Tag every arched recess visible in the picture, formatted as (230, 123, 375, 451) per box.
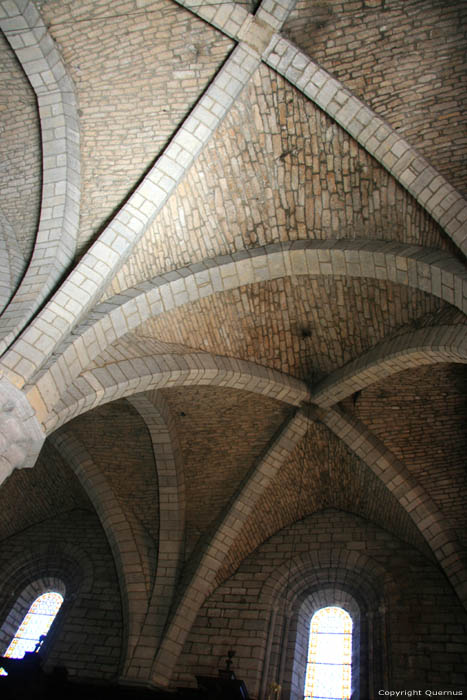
(49, 429, 153, 674)
(0, 542, 91, 666)
(258, 549, 391, 700)
(0, 0, 80, 355)
(26, 240, 467, 422)
(124, 392, 185, 682)
(0, 578, 65, 658)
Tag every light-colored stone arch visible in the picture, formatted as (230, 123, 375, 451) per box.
(257, 547, 389, 700)
(49, 429, 154, 672)
(0, 0, 80, 354)
(307, 406, 467, 611)
(259, 548, 389, 611)
(26, 240, 467, 422)
(174, 1, 467, 256)
(0, 41, 263, 390)
(124, 392, 185, 683)
(310, 324, 467, 408)
(43, 351, 309, 435)
(263, 37, 467, 256)
(150, 409, 309, 687)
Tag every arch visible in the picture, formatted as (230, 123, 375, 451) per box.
(0, 541, 94, 665)
(150, 410, 309, 688)
(258, 547, 390, 700)
(0, 0, 80, 355)
(43, 351, 309, 435)
(308, 406, 467, 610)
(0, 41, 262, 390)
(123, 393, 186, 681)
(26, 240, 467, 422)
(263, 38, 467, 257)
(174, 1, 467, 256)
(310, 325, 467, 408)
(49, 429, 153, 672)
(1, 588, 64, 661)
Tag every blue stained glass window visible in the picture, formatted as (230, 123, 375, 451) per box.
(304, 606, 352, 700)
(2, 592, 63, 662)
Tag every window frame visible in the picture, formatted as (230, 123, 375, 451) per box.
(304, 605, 353, 700)
(0, 577, 66, 662)
(285, 589, 364, 700)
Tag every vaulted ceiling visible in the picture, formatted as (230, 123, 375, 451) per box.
(0, 0, 466, 687)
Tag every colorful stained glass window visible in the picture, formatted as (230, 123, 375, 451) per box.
(3, 592, 64, 660)
(303, 606, 352, 700)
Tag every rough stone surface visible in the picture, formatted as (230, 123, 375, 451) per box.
(0, 31, 40, 261)
(283, 0, 467, 198)
(138, 276, 458, 379)
(342, 363, 467, 546)
(39, 0, 233, 254)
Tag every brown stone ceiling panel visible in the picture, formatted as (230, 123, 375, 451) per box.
(110, 63, 452, 295)
(283, 0, 467, 197)
(0, 441, 91, 543)
(159, 386, 292, 556)
(340, 363, 467, 546)
(0, 31, 40, 261)
(67, 398, 159, 540)
(137, 276, 455, 380)
(216, 420, 432, 585)
(40, 0, 233, 254)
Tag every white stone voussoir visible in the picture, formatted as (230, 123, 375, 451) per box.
(28, 240, 467, 421)
(150, 409, 309, 687)
(309, 406, 467, 611)
(44, 349, 309, 435)
(0, 42, 262, 391)
(310, 325, 467, 408)
(50, 429, 154, 669)
(263, 36, 467, 256)
(124, 393, 185, 682)
(0, 0, 80, 354)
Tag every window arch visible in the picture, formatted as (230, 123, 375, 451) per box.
(304, 606, 352, 700)
(0, 577, 66, 676)
(3, 591, 64, 660)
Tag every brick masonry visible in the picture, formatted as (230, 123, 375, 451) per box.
(0, 508, 123, 680)
(173, 511, 467, 695)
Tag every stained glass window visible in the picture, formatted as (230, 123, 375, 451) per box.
(3, 592, 64, 661)
(303, 606, 352, 700)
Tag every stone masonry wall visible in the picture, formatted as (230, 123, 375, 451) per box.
(0, 509, 123, 681)
(173, 510, 467, 696)
(283, 0, 467, 197)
